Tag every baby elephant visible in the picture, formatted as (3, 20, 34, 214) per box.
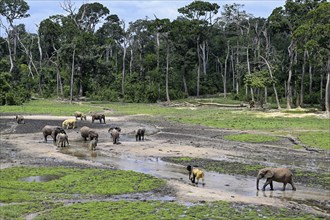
(57, 133, 69, 148)
(108, 127, 121, 144)
(15, 115, 25, 124)
(91, 113, 105, 124)
(257, 167, 296, 191)
(74, 111, 86, 120)
(135, 128, 145, 141)
(62, 118, 77, 129)
(187, 165, 205, 185)
(89, 139, 98, 151)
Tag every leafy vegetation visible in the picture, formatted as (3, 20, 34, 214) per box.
(0, 0, 329, 112)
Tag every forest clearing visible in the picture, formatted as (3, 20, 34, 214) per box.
(0, 99, 329, 219)
(1, 0, 330, 218)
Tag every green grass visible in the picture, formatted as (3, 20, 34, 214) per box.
(0, 202, 62, 220)
(33, 200, 320, 220)
(1, 99, 329, 150)
(0, 99, 104, 116)
(298, 131, 330, 150)
(0, 167, 165, 203)
(224, 133, 280, 143)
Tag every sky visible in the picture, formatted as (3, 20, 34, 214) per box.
(1, 0, 286, 34)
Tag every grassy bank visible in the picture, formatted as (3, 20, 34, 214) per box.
(0, 166, 322, 219)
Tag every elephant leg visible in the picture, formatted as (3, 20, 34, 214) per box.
(282, 183, 287, 191)
(290, 181, 296, 191)
(262, 179, 272, 191)
(270, 181, 274, 191)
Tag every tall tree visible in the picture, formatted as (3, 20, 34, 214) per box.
(0, 0, 30, 73)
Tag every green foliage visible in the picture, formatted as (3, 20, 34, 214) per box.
(244, 70, 272, 89)
(224, 133, 280, 143)
(4, 86, 30, 105)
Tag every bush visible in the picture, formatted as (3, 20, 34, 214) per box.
(4, 87, 30, 105)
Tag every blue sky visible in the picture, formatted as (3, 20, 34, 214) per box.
(4, 0, 286, 34)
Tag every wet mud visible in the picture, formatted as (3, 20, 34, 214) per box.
(0, 114, 329, 217)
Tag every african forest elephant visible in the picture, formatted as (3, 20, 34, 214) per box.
(108, 127, 121, 144)
(42, 125, 66, 143)
(80, 126, 99, 141)
(257, 167, 296, 191)
(91, 113, 105, 124)
(187, 165, 205, 185)
(89, 139, 98, 151)
(57, 133, 69, 147)
(62, 118, 77, 129)
(15, 115, 25, 124)
(74, 111, 86, 120)
(135, 128, 145, 141)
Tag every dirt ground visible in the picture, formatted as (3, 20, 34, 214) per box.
(0, 114, 329, 217)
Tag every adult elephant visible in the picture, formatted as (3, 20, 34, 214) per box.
(42, 125, 66, 143)
(80, 126, 99, 141)
(91, 113, 105, 124)
(256, 167, 296, 191)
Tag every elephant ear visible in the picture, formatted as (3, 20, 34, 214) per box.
(264, 170, 274, 179)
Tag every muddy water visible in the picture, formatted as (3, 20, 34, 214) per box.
(60, 142, 330, 210)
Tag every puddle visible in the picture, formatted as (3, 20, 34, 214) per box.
(60, 143, 330, 212)
(19, 175, 61, 182)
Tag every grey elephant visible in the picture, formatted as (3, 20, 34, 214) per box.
(135, 128, 145, 141)
(57, 133, 69, 147)
(42, 125, 66, 143)
(74, 111, 86, 120)
(257, 167, 296, 191)
(80, 126, 99, 141)
(91, 113, 105, 124)
(89, 139, 98, 151)
(15, 115, 25, 124)
(108, 127, 121, 144)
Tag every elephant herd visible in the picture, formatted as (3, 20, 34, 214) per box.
(33, 111, 145, 151)
(15, 114, 296, 191)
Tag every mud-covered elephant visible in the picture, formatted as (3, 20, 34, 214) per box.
(74, 111, 86, 120)
(187, 165, 205, 185)
(80, 126, 99, 141)
(108, 127, 121, 144)
(42, 125, 67, 143)
(57, 133, 69, 147)
(62, 118, 77, 129)
(257, 167, 296, 191)
(89, 139, 98, 151)
(15, 115, 25, 124)
(135, 128, 145, 141)
(91, 113, 105, 124)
